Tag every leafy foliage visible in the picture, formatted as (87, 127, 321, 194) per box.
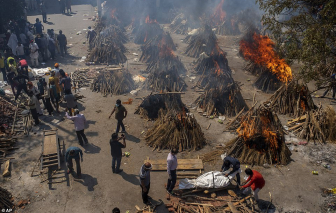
(256, 0, 336, 86)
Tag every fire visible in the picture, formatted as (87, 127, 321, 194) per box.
(240, 32, 292, 83)
(145, 15, 158, 24)
(300, 100, 306, 111)
(212, 0, 226, 25)
(158, 37, 175, 58)
(213, 60, 222, 76)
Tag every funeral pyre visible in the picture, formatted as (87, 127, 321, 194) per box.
(266, 80, 316, 117)
(226, 105, 291, 165)
(140, 31, 176, 63)
(134, 16, 163, 44)
(0, 96, 22, 135)
(169, 13, 201, 35)
(145, 110, 206, 152)
(287, 105, 336, 144)
(194, 44, 248, 117)
(90, 68, 135, 96)
(240, 30, 292, 93)
(185, 25, 217, 58)
(135, 93, 188, 120)
(87, 25, 128, 65)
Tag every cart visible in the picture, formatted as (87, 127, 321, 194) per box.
(40, 129, 65, 171)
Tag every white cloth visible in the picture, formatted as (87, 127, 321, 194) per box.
(7, 33, 18, 55)
(29, 42, 39, 58)
(179, 171, 241, 190)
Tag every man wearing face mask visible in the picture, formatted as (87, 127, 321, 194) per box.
(139, 162, 152, 205)
(109, 99, 127, 133)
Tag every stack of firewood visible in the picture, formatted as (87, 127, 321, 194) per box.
(87, 25, 128, 64)
(213, 16, 240, 36)
(0, 137, 17, 165)
(0, 96, 22, 136)
(0, 187, 15, 210)
(135, 93, 188, 120)
(90, 68, 135, 96)
(226, 105, 291, 165)
(185, 25, 218, 58)
(287, 106, 336, 144)
(134, 21, 163, 44)
(145, 110, 206, 151)
(146, 54, 186, 75)
(140, 32, 176, 63)
(169, 13, 189, 35)
(266, 81, 316, 117)
(194, 83, 248, 117)
(71, 68, 99, 90)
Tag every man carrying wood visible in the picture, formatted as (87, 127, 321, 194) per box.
(109, 99, 127, 133)
(109, 133, 126, 174)
(240, 168, 265, 202)
(221, 156, 241, 185)
(139, 162, 152, 205)
(167, 148, 178, 194)
(65, 146, 83, 178)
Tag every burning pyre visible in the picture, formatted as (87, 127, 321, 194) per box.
(170, 13, 201, 35)
(87, 25, 128, 65)
(185, 25, 217, 58)
(266, 80, 316, 117)
(226, 106, 291, 165)
(140, 31, 176, 63)
(134, 16, 163, 44)
(90, 68, 135, 96)
(135, 93, 188, 120)
(145, 110, 206, 151)
(240, 30, 293, 93)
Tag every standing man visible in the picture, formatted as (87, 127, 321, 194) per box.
(0, 53, 6, 81)
(139, 162, 152, 205)
(109, 99, 127, 133)
(48, 37, 56, 60)
(29, 39, 39, 67)
(65, 109, 88, 146)
(321, 73, 336, 99)
(18, 58, 29, 76)
(41, 1, 47, 23)
(42, 82, 54, 115)
(65, 0, 71, 14)
(34, 18, 44, 35)
(40, 34, 48, 62)
(167, 148, 178, 194)
(64, 91, 76, 115)
(59, 69, 71, 94)
(240, 169, 265, 203)
(7, 31, 18, 56)
(221, 156, 241, 186)
(109, 133, 126, 174)
(26, 91, 39, 125)
(65, 146, 83, 178)
(16, 42, 25, 59)
(14, 71, 29, 100)
(57, 30, 67, 57)
(87, 26, 96, 48)
(59, 0, 65, 14)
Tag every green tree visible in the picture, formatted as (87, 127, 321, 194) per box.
(256, 0, 336, 86)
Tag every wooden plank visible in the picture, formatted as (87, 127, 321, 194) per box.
(43, 134, 58, 155)
(144, 159, 203, 171)
(2, 160, 10, 177)
(228, 202, 239, 213)
(42, 163, 59, 168)
(287, 114, 307, 125)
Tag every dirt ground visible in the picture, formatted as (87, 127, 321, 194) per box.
(1, 2, 336, 213)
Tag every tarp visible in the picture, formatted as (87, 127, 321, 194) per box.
(179, 169, 241, 190)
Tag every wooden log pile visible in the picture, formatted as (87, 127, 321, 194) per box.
(226, 105, 291, 165)
(266, 81, 316, 117)
(94, 15, 122, 33)
(287, 106, 336, 144)
(243, 61, 267, 76)
(134, 22, 163, 45)
(71, 68, 99, 90)
(169, 13, 189, 35)
(90, 68, 136, 96)
(213, 16, 240, 36)
(196, 67, 233, 89)
(146, 53, 186, 75)
(0, 187, 15, 210)
(140, 32, 176, 63)
(0, 96, 22, 136)
(185, 25, 217, 58)
(135, 93, 188, 120)
(145, 110, 206, 151)
(254, 71, 282, 93)
(194, 83, 248, 117)
(0, 137, 17, 164)
(87, 25, 128, 65)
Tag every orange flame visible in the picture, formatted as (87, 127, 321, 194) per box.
(145, 15, 158, 24)
(300, 100, 306, 111)
(158, 37, 175, 58)
(240, 32, 292, 83)
(212, 0, 226, 25)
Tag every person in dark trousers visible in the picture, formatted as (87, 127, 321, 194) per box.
(34, 18, 44, 35)
(65, 146, 83, 178)
(57, 30, 67, 56)
(40, 34, 48, 62)
(14, 71, 29, 100)
(26, 91, 39, 125)
(37, 77, 46, 108)
(18, 58, 29, 76)
(221, 156, 241, 185)
(42, 82, 53, 115)
(167, 148, 178, 194)
(41, 1, 47, 23)
(321, 73, 336, 99)
(139, 162, 152, 205)
(87, 26, 96, 48)
(112, 208, 120, 213)
(109, 133, 126, 174)
(48, 38, 56, 60)
(65, 109, 88, 146)
(59, 0, 65, 14)
(64, 91, 76, 115)
(109, 99, 127, 133)
(240, 168, 265, 203)
(59, 69, 71, 94)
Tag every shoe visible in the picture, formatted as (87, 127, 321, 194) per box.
(116, 169, 123, 174)
(121, 130, 126, 133)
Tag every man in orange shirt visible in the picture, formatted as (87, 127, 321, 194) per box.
(240, 168, 265, 202)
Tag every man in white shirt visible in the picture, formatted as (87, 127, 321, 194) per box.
(16, 42, 25, 59)
(167, 148, 178, 194)
(65, 109, 88, 146)
(29, 40, 39, 67)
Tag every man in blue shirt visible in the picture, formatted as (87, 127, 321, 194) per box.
(221, 156, 241, 185)
(65, 146, 83, 178)
(322, 73, 336, 99)
(34, 18, 44, 35)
